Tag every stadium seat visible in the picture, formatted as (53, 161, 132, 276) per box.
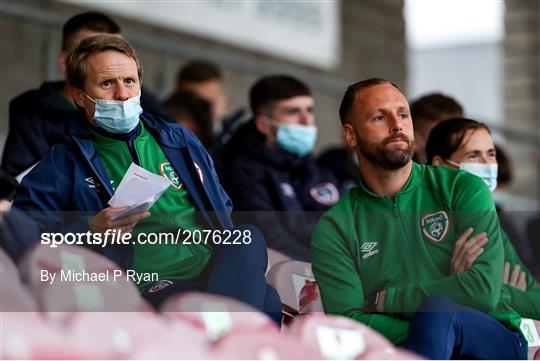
(0, 278, 38, 312)
(266, 260, 324, 320)
(66, 312, 170, 359)
(18, 244, 122, 289)
(267, 248, 292, 273)
(213, 331, 322, 359)
(0, 246, 20, 282)
(131, 319, 216, 359)
(36, 278, 149, 313)
(0, 312, 86, 359)
(534, 347, 540, 360)
(286, 313, 395, 359)
(160, 292, 279, 338)
(523, 318, 540, 360)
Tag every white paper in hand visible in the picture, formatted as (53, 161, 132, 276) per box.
(108, 163, 171, 220)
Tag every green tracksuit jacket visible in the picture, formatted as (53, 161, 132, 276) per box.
(311, 162, 523, 345)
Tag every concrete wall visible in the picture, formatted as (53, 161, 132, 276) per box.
(504, 0, 540, 204)
(0, 0, 406, 160)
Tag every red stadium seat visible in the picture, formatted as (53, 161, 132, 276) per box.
(65, 312, 169, 359)
(0, 278, 38, 312)
(131, 319, 216, 359)
(266, 248, 292, 273)
(266, 260, 324, 320)
(36, 278, 149, 313)
(18, 244, 122, 289)
(522, 318, 540, 360)
(286, 313, 395, 359)
(213, 331, 322, 359)
(534, 347, 540, 360)
(18, 244, 149, 313)
(160, 292, 279, 339)
(0, 312, 86, 359)
(0, 247, 20, 282)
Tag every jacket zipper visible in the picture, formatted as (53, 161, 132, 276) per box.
(391, 196, 420, 282)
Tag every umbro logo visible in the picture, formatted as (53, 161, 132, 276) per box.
(85, 177, 100, 189)
(361, 242, 379, 259)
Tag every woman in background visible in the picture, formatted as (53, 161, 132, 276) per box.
(426, 117, 539, 320)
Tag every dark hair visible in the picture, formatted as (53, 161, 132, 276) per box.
(249, 75, 311, 116)
(339, 78, 401, 124)
(164, 90, 213, 147)
(62, 12, 121, 52)
(177, 60, 222, 85)
(410, 93, 464, 126)
(426, 117, 491, 164)
(66, 34, 142, 90)
(495, 144, 512, 186)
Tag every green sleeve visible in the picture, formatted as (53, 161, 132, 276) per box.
(311, 213, 409, 345)
(502, 231, 540, 319)
(385, 174, 504, 315)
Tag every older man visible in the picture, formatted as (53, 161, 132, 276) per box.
(311, 78, 527, 359)
(13, 34, 279, 316)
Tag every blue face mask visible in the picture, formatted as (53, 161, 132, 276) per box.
(274, 122, 318, 157)
(447, 160, 498, 192)
(84, 92, 143, 134)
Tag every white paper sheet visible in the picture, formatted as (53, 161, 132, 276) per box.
(108, 163, 171, 220)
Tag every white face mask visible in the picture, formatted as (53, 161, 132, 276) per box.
(447, 160, 498, 192)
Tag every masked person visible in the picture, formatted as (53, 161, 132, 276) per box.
(1, 12, 169, 178)
(12, 35, 280, 318)
(426, 117, 540, 320)
(220, 75, 341, 261)
(311, 78, 527, 359)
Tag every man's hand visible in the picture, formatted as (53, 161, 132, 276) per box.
(90, 207, 150, 235)
(450, 228, 488, 274)
(503, 262, 527, 291)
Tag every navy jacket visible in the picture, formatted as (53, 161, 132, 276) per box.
(2, 81, 170, 176)
(13, 113, 233, 269)
(219, 120, 341, 261)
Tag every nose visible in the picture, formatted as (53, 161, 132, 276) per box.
(389, 113, 402, 132)
(299, 110, 314, 125)
(115, 83, 130, 101)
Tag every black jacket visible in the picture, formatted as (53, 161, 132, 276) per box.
(2, 81, 170, 176)
(219, 120, 341, 261)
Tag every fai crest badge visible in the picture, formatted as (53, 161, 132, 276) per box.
(310, 183, 339, 206)
(160, 162, 183, 190)
(421, 211, 450, 243)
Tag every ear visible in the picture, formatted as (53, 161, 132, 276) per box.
(71, 87, 87, 109)
(343, 124, 358, 148)
(431, 155, 445, 166)
(58, 51, 68, 72)
(254, 115, 271, 136)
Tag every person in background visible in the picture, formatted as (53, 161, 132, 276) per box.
(1, 11, 169, 177)
(173, 60, 247, 158)
(221, 75, 341, 261)
(164, 90, 213, 149)
(410, 93, 464, 164)
(312, 78, 527, 359)
(426, 117, 540, 319)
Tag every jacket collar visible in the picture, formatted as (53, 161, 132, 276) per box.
(355, 162, 423, 199)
